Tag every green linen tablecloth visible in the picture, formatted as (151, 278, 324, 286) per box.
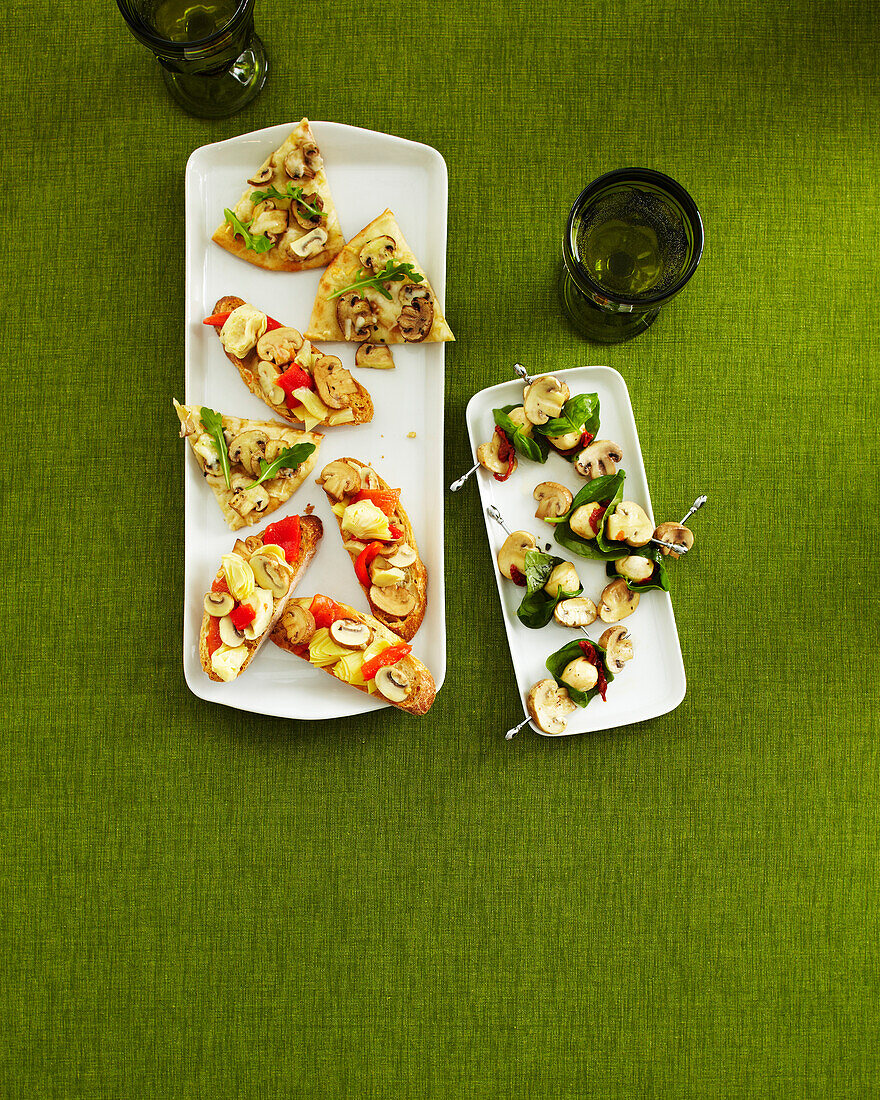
(2, 1, 878, 1096)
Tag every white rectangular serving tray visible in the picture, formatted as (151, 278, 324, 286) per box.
(465, 366, 685, 736)
(182, 122, 448, 719)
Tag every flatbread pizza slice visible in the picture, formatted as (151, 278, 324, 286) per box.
(174, 400, 322, 531)
(204, 295, 373, 432)
(212, 118, 345, 272)
(304, 209, 454, 345)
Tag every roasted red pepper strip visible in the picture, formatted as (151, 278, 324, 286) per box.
(263, 515, 301, 562)
(492, 426, 516, 482)
(590, 502, 609, 535)
(206, 617, 223, 656)
(353, 488, 401, 515)
(276, 363, 314, 395)
(309, 594, 342, 630)
(360, 643, 412, 681)
(202, 310, 284, 331)
(509, 565, 527, 587)
(355, 541, 385, 586)
(229, 603, 256, 630)
(578, 640, 609, 701)
(211, 575, 230, 594)
(387, 523, 404, 541)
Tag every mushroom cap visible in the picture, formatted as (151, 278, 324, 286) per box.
(286, 227, 328, 259)
(543, 561, 581, 599)
(497, 530, 537, 579)
(329, 618, 372, 649)
(614, 555, 655, 583)
(506, 406, 533, 437)
(256, 326, 303, 364)
(522, 375, 570, 425)
(313, 355, 357, 409)
(291, 190, 325, 230)
(533, 481, 574, 521)
(355, 343, 395, 370)
(598, 578, 640, 623)
(569, 502, 604, 539)
(599, 626, 634, 674)
(336, 292, 377, 342)
(605, 501, 654, 547)
(526, 679, 578, 735)
(279, 604, 316, 646)
(358, 235, 397, 272)
(319, 460, 361, 500)
(553, 596, 598, 628)
(560, 657, 599, 693)
(369, 584, 417, 618)
(574, 440, 624, 480)
(374, 662, 411, 703)
(477, 432, 516, 475)
(398, 294, 434, 342)
(653, 521, 695, 557)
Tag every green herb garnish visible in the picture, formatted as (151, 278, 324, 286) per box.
(545, 638, 613, 708)
(327, 260, 425, 302)
(199, 406, 232, 489)
(224, 208, 276, 254)
(517, 550, 583, 629)
(493, 405, 550, 464)
(249, 184, 325, 221)
(534, 392, 601, 442)
(246, 443, 316, 492)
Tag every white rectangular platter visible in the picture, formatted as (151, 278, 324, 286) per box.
(465, 366, 685, 736)
(183, 122, 448, 719)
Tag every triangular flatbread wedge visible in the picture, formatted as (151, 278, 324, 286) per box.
(174, 400, 322, 530)
(304, 210, 454, 345)
(212, 119, 345, 272)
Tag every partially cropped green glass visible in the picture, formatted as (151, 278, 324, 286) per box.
(560, 168, 704, 344)
(117, 0, 268, 119)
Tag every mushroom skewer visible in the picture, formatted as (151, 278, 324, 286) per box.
(649, 494, 708, 555)
(513, 362, 535, 386)
(449, 461, 480, 492)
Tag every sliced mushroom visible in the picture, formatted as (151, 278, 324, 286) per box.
(248, 204, 288, 240)
(653, 522, 695, 558)
(219, 615, 246, 648)
(250, 553, 294, 598)
(615, 555, 655, 583)
(606, 501, 654, 547)
(527, 679, 578, 735)
(560, 657, 599, 693)
(229, 476, 270, 518)
(598, 578, 640, 623)
(247, 165, 274, 186)
(497, 530, 537, 580)
(284, 226, 328, 260)
(329, 618, 372, 649)
(599, 626, 634, 674)
(279, 604, 316, 646)
(265, 437, 303, 467)
(374, 662, 411, 703)
(204, 591, 234, 617)
(385, 543, 417, 568)
(477, 432, 516, 476)
(256, 327, 303, 365)
(553, 596, 598, 628)
(533, 481, 573, 521)
(506, 406, 533, 437)
(569, 502, 605, 539)
(257, 360, 285, 404)
(574, 440, 624, 480)
(398, 294, 434, 342)
(522, 375, 570, 426)
(547, 429, 582, 451)
(283, 141, 322, 180)
(355, 343, 395, 369)
(228, 429, 269, 476)
(543, 561, 581, 598)
(336, 292, 377, 342)
(291, 190, 325, 230)
(369, 584, 417, 618)
(319, 460, 361, 500)
(313, 355, 357, 409)
(358, 235, 397, 273)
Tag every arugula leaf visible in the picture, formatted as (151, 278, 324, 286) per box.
(516, 549, 582, 629)
(545, 638, 614, 708)
(552, 472, 628, 560)
(534, 392, 601, 442)
(249, 184, 325, 220)
(493, 406, 550, 464)
(224, 208, 276, 254)
(605, 547, 670, 592)
(247, 443, 316, 492)
(199, 406, 232, 489)
(327, 260, 425, 302)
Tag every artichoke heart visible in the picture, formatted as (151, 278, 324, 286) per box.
(257, 543, 287, 563)
(219, 304, 268, 358)
(331, 652, 368, 686)
(292, 386, 333, 424)
(210, 643, 249, 682)
(341, 500, 391, 541)
(221, 553, 255, 601)
(308, 627, 356, 667)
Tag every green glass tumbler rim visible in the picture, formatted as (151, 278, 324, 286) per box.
(564, 167, 704, 309)
(116, 0, 253, 54)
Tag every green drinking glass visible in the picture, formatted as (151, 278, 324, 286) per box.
(560, 168, 704, 344)
(117, 0, 268, 119)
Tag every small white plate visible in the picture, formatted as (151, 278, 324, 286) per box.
(182, 122, 448, 718)
(465, 366, 686, 736)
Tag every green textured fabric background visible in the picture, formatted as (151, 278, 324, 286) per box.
(2, 1, 878, 1096)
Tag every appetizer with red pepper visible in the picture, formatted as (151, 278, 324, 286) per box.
(495, 530, 585, 629)
(316, 458, 427, 641)
(200, 514, 323, 683)
(271, 594, 436, 716)
(174, 400, 321, 530)
(206, 295, 373, 431)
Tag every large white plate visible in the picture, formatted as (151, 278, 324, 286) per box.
(182, 122, 448, 718)
(465, 366, 685, 736)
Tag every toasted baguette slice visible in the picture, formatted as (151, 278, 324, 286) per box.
(316, 457, 427, 641)
(211, 119, 345, 272)
(210, 295, 373, 431)
(304, 209, 454, 344)
(174, 400, 322, 531)
(200, 515, 323, 682)
(271, 595, 436, 716)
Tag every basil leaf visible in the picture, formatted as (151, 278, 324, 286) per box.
(545, 638, 614, 708)
(224, 208, 276, 254)
(250, 443, 316, 491)
(605, 547, 670, 592)
(516, 550, 582, 629)
(327, 261, 424, 301)
(493, 406, 550, 464)
(199, 406, 232, 489)
(534, 392, 601, 441)
(552, 472, 627, 560)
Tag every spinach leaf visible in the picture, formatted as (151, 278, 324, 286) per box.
(605, 547, 670, 592)
(493, 405, 550, 464)
(516, 550, 583, 629)
(552, 472, 628, 560)
(534, 392, 600, 441)
(545, 638, 614, 708)
(199, 406, 232, 489)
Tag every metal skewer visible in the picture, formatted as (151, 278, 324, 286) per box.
(449, 461, 480, 492)
(513, 362, 535, 386)
(680, 494, 708, 525)
(505, 717, 530, 740)
(486, 505, 511, 535)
